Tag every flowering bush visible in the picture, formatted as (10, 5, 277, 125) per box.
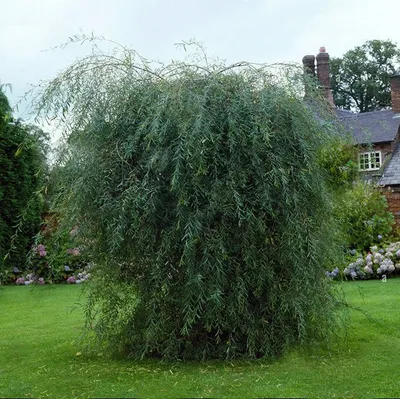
(326, 241, 400, 280)
(326, 267, 340, 279)
(13, 263, 92, 286)
(15, 277, 26, 285)
(10, 226, 93, 285)
(29, 243, 50, 278)
(14, 274, 46, 285)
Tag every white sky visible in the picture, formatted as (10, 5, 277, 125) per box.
(1, 0, 400, 128)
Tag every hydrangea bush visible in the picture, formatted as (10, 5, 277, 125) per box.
(13, 261, 92, 285)
(15, 274, 46, 285)
(9, 225, 92, 285)
(326, 241, 400, 280)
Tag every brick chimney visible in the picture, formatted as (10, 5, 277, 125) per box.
(391, 71, 400, 118)
(316, 47, 335, 106)
(302, 54, 316, 99)
(302, 54, 316, 76)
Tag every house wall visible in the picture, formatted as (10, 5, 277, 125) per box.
(358, 132, 400, 182)
(381, 186, 400, 226)
(359, 135, 400, 226)
(359, 142, 392, 161)
(358, 142, 392, 183)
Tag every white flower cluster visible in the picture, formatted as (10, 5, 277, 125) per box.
(75, 270, 91, 284)
(344, 257, 366, 279)
(344, 242, 400, 280)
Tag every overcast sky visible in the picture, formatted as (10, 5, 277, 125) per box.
(1, 0, 400, 125)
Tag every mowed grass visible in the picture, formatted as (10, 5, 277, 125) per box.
(1, 281, 400, 399)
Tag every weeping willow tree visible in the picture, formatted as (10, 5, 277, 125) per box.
(35, 38, 343, 360)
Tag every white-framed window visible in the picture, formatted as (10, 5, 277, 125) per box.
(359, 151, 382, 171)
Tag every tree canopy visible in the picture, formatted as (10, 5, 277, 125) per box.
(330, 39, 400, 113)
(0, 86, 49, 279)
(36, 39, 343, 360)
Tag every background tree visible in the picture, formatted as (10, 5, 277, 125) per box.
(0, 85, 49, 280)
(330, 40, 400, 113)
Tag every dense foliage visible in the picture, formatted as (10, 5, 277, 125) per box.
(317, 135, 394, 252)
(330, 39, 400, 112)
(36, 40, 343, 360)
(0, 87, 49, 281)
(317, 138, 359, 191)
(334, 182, 394, 251)
(14, 223, 92, 285)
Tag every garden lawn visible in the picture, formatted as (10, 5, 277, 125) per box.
(0, 281, 400, 399)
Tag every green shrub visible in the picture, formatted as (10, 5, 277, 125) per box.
(335, 182, 394, 251)
(36, 40, 342, 360)
(317, 139, 359, 191)
(31, 226, 90, 281)
(11, 222, 91, 285)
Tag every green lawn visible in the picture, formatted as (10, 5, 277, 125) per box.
(0, 281, 399, 398)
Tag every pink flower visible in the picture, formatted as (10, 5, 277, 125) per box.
(67, 248, 80, 256)
(16, 277, 25, 285)
(67, 276, 76, 284)
(72, 248, 80, 256)
(35, 244, 47, 257)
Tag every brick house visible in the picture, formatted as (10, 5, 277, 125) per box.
(302, 48, 400, 224)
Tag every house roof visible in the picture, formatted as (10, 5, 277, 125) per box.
(336, 109, 400, 145)
(379, 143, 400, 186)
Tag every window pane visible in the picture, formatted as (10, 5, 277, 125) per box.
(359, 152, 381, 171)
(375, 153, 381, 168)
(359, 153, 367, 170)
(371, 152, 377, 168)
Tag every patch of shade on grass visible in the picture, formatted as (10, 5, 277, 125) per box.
(0, 280, 399, 398)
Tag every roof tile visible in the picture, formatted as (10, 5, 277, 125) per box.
(336, 109, 400, 144)
(379, 144, 400, 185)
